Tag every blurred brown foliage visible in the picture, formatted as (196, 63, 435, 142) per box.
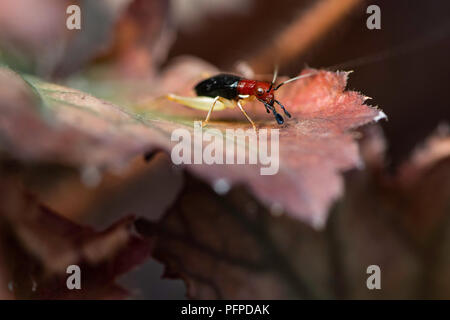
(0, 0, 449, 299)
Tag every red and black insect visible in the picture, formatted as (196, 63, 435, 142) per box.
(167, 69, 315, 130)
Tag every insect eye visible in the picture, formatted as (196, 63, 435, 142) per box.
(256, 87, 264, 95)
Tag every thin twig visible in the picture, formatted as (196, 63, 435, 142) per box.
(249, 0, 362, 73)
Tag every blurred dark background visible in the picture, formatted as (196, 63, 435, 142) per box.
(1, 0, 449, 300)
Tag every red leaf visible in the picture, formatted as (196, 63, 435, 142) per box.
(155, 61, 386, 226)
(0, 57, 385, 227)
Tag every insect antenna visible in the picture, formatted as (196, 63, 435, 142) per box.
(267, 65, 279, 92)
(274, 99, 291, 118)
(274, 72, 317, 91)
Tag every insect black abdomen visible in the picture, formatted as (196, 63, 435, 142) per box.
(194, 74, 242, 100)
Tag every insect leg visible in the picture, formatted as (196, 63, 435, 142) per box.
(274, 99, 291, 118)
(202, 96, 220, 127)
(269, 106, 284, 125)
(237, 100, 257, 131)
(259, 99, 284, 124)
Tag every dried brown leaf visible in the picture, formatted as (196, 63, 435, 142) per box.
(0, 176, 151, 299)
(0, 0, 171, 78)
(136, 127, 450, 299)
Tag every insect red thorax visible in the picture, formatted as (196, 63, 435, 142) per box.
(237, 80, 275, 105)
